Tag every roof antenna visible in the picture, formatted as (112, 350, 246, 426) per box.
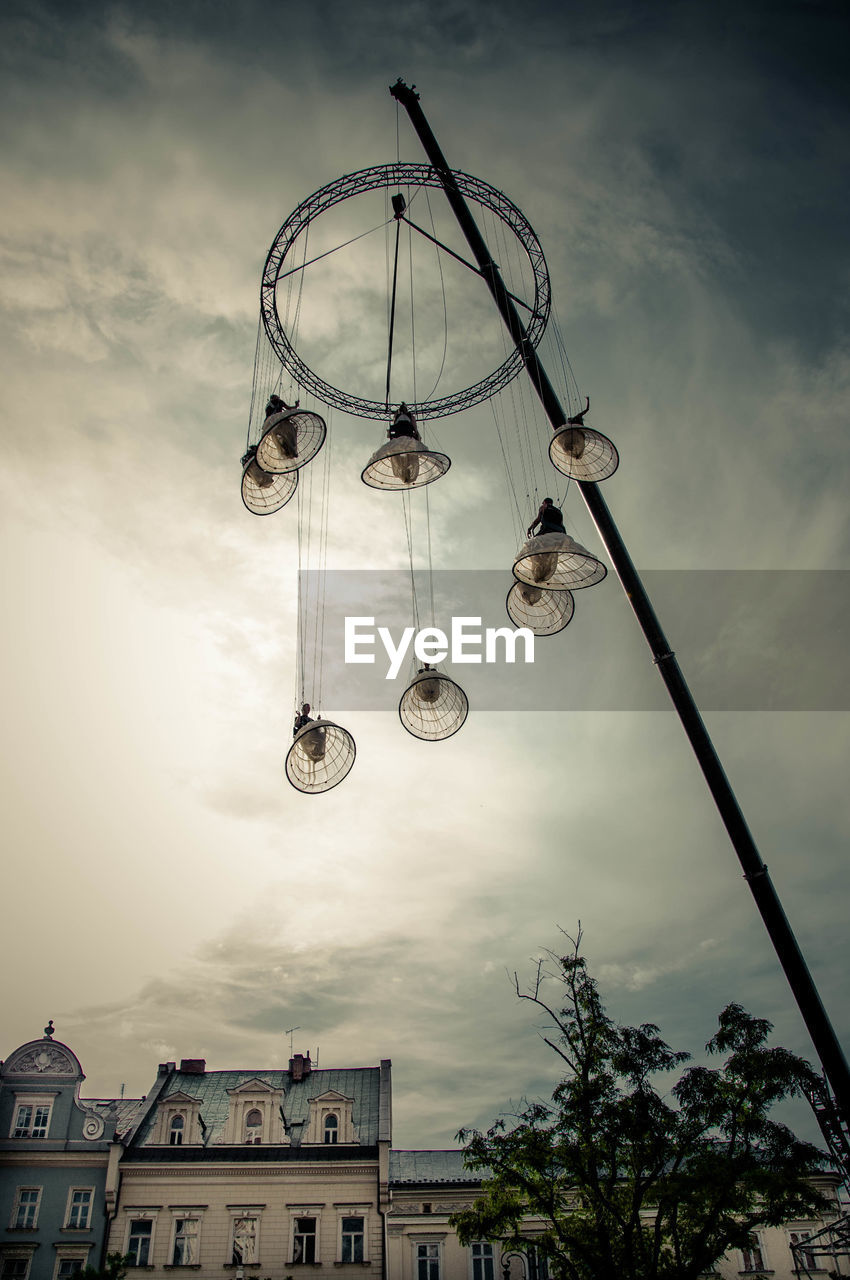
(285, 1027, 301, 1057)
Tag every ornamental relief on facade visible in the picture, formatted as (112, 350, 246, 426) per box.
(82, 1112, 106, 1140)
(388, 1199, 475, 1215)
(6, 1045, 77, 1075)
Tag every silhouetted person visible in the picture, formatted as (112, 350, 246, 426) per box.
(265, 393, 299, 420)
(566, 395, 590, 426)
(527, 497, 566, 539)
(294, 702, 314, 734)
(388, 401, 420, 440)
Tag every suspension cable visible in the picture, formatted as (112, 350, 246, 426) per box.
(276, 218, 392, 283)
(398, 213, 534, 313)
(421, 189, 449, 405)
(385, 217, 402, 408)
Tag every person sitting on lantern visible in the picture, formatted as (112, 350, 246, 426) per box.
(527, 497, 566, 538)
(567, 395, 589, 426)
(265, 392, 299, 420)
(293, 702, 314, 734)
(388, 401, 421, 441)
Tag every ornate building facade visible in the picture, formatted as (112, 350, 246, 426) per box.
(104, 1053, 392, 1279)
(0, 1029, 144, 1280)
(2, 1032, 846, 1280)
(386, 1150, 847, 1279)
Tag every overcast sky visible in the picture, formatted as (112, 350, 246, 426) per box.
(1, 0, 848, 1150)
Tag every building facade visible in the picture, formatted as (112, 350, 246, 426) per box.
(387, 1151, 848, 1280)
(0, 1029, 143, 1280)
(106, 1054, 392, 1280)
(3, 1034, 846, 1280)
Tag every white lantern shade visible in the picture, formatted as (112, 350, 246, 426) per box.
(513, 532, 606, 591)
(285, 719, 356, 793)
(399, 670, 469, 740)
(362, 438, 450, 490)
(549, 424, 619, 482)
(256, 409, 327, 475)
(241, 451, 298, 515)
(506, 581, 575, 635)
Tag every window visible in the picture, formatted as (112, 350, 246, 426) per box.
(244, 1110, 262, 1146)
(417, 1243, 441, 1280)
(526, 1248, 549, 1280)
(169, 1116, 185, 1147)
(471, 1243, 494, 1280)
(57, 1261, 83, 1280)
(66, 1191, 93, 1230)
(341, 1217, 364, 1264)
(12, 1105, 51, 1139)
(171, 1219, 199, 1266)
(2, 1260, 31, 1280)
(323, 1114, 338, 1144)
(127, 1220, 153, 1267)
(231, 1218, 258, 1266)
(790, 1231, 818, 1272)
(293, 1218, 316, 1265)
(13, 1190, 41, 1230)
(741, 1236, 766, 1273)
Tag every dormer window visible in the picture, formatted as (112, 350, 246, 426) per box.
(148, 1092, 202, 1147)
(222, 1079, 286, 1146)
(303, 1091, 356, 1145)
(244, 1109, 263, 1145)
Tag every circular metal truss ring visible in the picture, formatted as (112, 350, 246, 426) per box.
(261, 163, 551, 422)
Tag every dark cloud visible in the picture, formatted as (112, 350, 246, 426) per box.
(1, 0, 847, 1158)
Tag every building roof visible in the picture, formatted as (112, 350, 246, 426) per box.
(390, 1149, 487, 1184)
(132, 1066, 384, 1148)
(86, 1097, 148, 1138)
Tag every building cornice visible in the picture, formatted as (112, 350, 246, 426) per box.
(118, 1164, 380, 1179)
(123, 1145, 379, 1165)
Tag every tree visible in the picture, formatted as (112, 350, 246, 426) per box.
(76, 1255, 131, 1280)
(451, 932, 829, 1280)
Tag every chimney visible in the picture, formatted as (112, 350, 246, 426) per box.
(158, 1062, 176, 1076)
(179, 1058, 206, 1074)
(289, 1052, 312, 1081)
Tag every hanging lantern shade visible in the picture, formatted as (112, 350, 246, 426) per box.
(513, 532, 607, 591)
(362, 437, 451, 490)
(506, 581, 575, 635)
(549, 424, 619, 483)
(256, 408, 327, 475)
(399, 669, 469, 741)
(285, 719, 356, 794)
(240, 448, 298, 515)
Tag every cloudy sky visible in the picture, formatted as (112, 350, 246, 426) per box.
(2, 0, 848, 1149)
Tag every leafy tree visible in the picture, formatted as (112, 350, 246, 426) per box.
(452, 932, 829, 1280)
(76, 1254, 131, 1280)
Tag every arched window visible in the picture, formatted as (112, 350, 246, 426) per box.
(169, 1114, 185, 1146)
(244, 1108, 263, 1145)
(323, 1113, 338, 1144)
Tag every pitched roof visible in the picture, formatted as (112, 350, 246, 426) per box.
(132, 1066, 383, 1148)
(390, 1149, 487, 1184)
(74, 1097, 147, 1140)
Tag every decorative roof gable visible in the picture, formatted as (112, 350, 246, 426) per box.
(2, 1038, 83, 1080)
(222, 1079, 287, 1145)
(226, 1078, 280, 1096)
(146, 1091, 205, 1146)
(303, 1089, 358, 1145)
